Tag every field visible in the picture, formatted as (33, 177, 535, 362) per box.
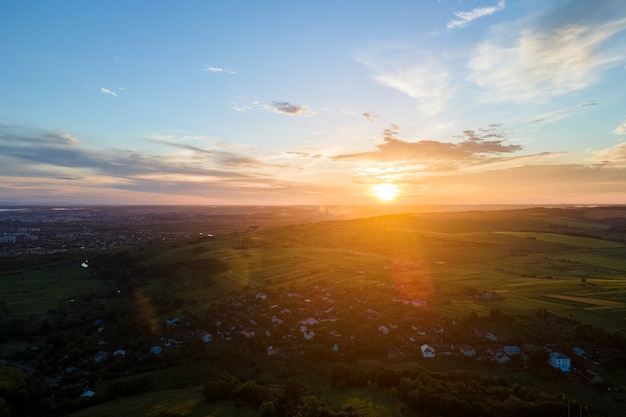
(0, 260, 102, 317)
(4, 206, 626, 416)
(4, 207, 626, 333)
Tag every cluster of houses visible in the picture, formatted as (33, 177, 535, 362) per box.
(57, 280, 606, 399)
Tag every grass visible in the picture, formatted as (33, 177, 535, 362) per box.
(0, 262, 103, 316)
(0, 366, 28, 392)
(495, 232, 624, 249)
(67, 386, 242, 417)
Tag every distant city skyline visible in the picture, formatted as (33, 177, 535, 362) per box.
(2, 1, 626, 205)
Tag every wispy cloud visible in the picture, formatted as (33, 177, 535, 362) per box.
(203, 66, 237, 74)
(100, 87, 118, 97)
(613, 122, 626, 135)
(374, 62, 453, 116)
(447, 0, 506, 30)
(146, 135, 264, 168)
(468, 13, 626, 103)
(590, 142, 626, 165)
(264, 101, 315, 116)
(362, 112, 376, 122)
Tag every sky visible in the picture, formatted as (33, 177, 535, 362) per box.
(2, 0, 626, 206)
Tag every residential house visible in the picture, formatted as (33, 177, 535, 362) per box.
(485, 332, 498, 341)
(459, 344, 476, 357)
(504, 346, 521, 356)
(421, 344, 435, 358)
(387, 346, 403, 360)
(487, 347, 509, 364)
(549, 352, 570, 372)
(166, 317, 180, 326)
(93, 351, 108, 363)
(199, 330, 212, 343)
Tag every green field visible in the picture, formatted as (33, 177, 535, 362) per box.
(4, 207, 626, 416)
(0, 261, 102, 316)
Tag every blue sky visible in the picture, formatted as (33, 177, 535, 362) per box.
(2, 0, 626, 205)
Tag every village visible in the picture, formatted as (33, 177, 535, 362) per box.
(37, 273, 617, 403)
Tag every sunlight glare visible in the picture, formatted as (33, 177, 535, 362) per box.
(371, 183, 399, 201)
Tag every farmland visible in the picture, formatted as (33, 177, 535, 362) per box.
(1, 205, 626, 416)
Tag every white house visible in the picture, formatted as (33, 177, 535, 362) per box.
(549, 352, 570, 372)
(459, 344, 476, 357)
(421, 344, 435, 358)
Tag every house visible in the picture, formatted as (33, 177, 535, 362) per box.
(199, 330, 212, 343)
(504, 346, 521, 356)
(166, 317, 180, 326)
(421, 344, 435, 358)
(584, 370, 604, 385)
(459, 344, 476, 357)
(387, 346, 403, 360)
(549, 352, 570, 372)
(487, 347, 509, 364)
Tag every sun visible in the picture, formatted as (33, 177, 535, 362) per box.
(371, 183, 399, 201)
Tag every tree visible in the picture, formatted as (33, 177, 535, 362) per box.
(259, 400, 276, 417)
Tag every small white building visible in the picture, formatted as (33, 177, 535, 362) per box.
(421, 344, 436, 358)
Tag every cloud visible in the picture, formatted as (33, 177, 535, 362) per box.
(203, 66, 237, 74)
(265, 101, 314, 116)
(146, 136, 266, 168)
(447, 0, 506, 30)
(582, 100, 598, 107)
(374, 62, 453, 116)
(468, 11, 626, 103)
(612, 122, 626, 135)
(100, 87, 118, 97)
(334, 124, 522, 166)
(0, 124, 263, 181)
(362, 112, 376, 122)
(530, 101, 601, 125)
(593, 142, 626, 164)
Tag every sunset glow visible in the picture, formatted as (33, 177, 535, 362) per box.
(1, 2, 626, 205)
(371, 183, 399, 202)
